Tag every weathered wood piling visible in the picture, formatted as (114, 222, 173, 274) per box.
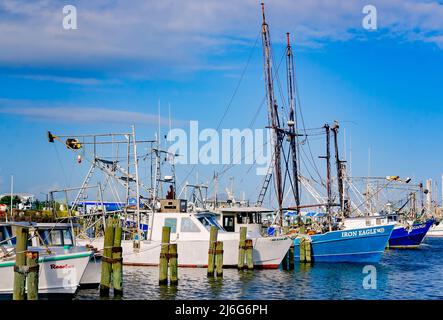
(299, 238, 312, 263)
(207, 226, 218, 277)
(288, 245, 295, 270)
(100, 218, 115, 296)
(13, 227, 28, 300)
(112, 219, 123, 296)
(169, 243, 178, 285)
(99, 217, 124, 297)
(215, 241, 224, 277)
(159, 226, 171, 285)
(282, 244, 295, 270)
(26, 251, 39, 300)
(237, 227, 247, 270)
(245, 239, 254, 270)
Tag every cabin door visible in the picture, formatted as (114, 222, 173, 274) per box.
(222, 216, 235, 232)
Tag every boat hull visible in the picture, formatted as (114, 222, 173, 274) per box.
(389, 219, 434, 248)
(427, 222, 443, 238)
(0, 251, 92, 296)
(292, 225, 394, 263)
(78, 235, 291, 269)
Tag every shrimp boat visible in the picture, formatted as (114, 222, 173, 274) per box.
(0, 222, 93, 297)
(427, 220, 443, 237)
(344, 215, 434, 248)
(0, 222, 100, 297)
(254, 3, 394, 263)
(78, 200, 291, 269)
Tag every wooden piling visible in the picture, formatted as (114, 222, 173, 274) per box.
(159, 226, 171, 285)
(215, 241, 223, 277)
(100, 218, 115, 296)
(13, 227, 28, 300)
(169, 243, 178, 285)
(288, 245, 295, 270)
(112, 219, 123, 296)
(282, 252, 288, 270)
(26, 251, 39, 300)
(207, 226, 218, 277)
(237, 227, 247, 270)
(245, 239, 254, 270)
(299, 238, 306, 262)
(305, 239, 312, 263)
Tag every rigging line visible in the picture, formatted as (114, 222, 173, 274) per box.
(292, 61, 324, 185)
(181, 32, 260, 185)
(216, 32, 260, 131)
(52, 144, 69, 190)
(349, 180, 395, 216)
(217, 40, 289, 181)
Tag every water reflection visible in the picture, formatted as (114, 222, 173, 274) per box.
(74, 238, 443, 300)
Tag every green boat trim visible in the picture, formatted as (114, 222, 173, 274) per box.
(0, 251, 92, 268)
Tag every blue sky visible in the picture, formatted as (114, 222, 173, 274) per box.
(1, 0, 443, 207)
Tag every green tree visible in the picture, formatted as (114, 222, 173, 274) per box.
(0, 196, 21, 206)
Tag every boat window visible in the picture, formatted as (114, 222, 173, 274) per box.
(223, 216, 235, 232)
(365, 219, 371, 226)
(197, 215, 224, 231)
(63, 229, 73, 245)
(165, 218, 177, 233)
(41, 230, 64, 246)
(180, 217, 200, 233)
(237, 213, 253, 224)
(376, 218, 381, 225)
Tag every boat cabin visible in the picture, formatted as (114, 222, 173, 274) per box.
(148, 211, 225, 241)
(215, 206, 273, 234)
(344, 214, 398, 229)
(0, 222, 76, 247)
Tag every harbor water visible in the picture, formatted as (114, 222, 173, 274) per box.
(74, 237, 443, 300)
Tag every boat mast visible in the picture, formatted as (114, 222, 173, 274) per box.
(132, 125, 142, 246)
(320, 124, 332, 230)
(260, 2, 284, 227)
(285, 32, 301, 214)
(331, 122, 345, 215)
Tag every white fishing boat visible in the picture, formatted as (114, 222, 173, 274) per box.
(0, 222, 92, 298)
(427, 221, 443, 237)
(28, 223, 101, 287)
(0, 222, 100, 295)
(78, 202, 291, 269)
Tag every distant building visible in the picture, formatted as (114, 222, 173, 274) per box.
(0, 193, 35, 210)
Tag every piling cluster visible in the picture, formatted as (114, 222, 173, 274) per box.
(238, 227, 253, 270)
(13, 226, 39, 300)
(100, 217, 123, 297)
(159, 226, 178, 285)
(299, 238, 312, 263)
(207, 226, 223, 277)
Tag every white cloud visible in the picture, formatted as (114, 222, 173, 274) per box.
(0, 99, 183, 125)
(14, 74, 121, 85)
(0, 0, 442, 74)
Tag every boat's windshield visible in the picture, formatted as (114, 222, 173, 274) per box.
(197, 215, 225, 231)
(0, 225, 15, 245)
(40, 228, 74, 246)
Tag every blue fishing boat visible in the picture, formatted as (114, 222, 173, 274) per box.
(389, 219, 434, 248)
(293, 225, 395, 263)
